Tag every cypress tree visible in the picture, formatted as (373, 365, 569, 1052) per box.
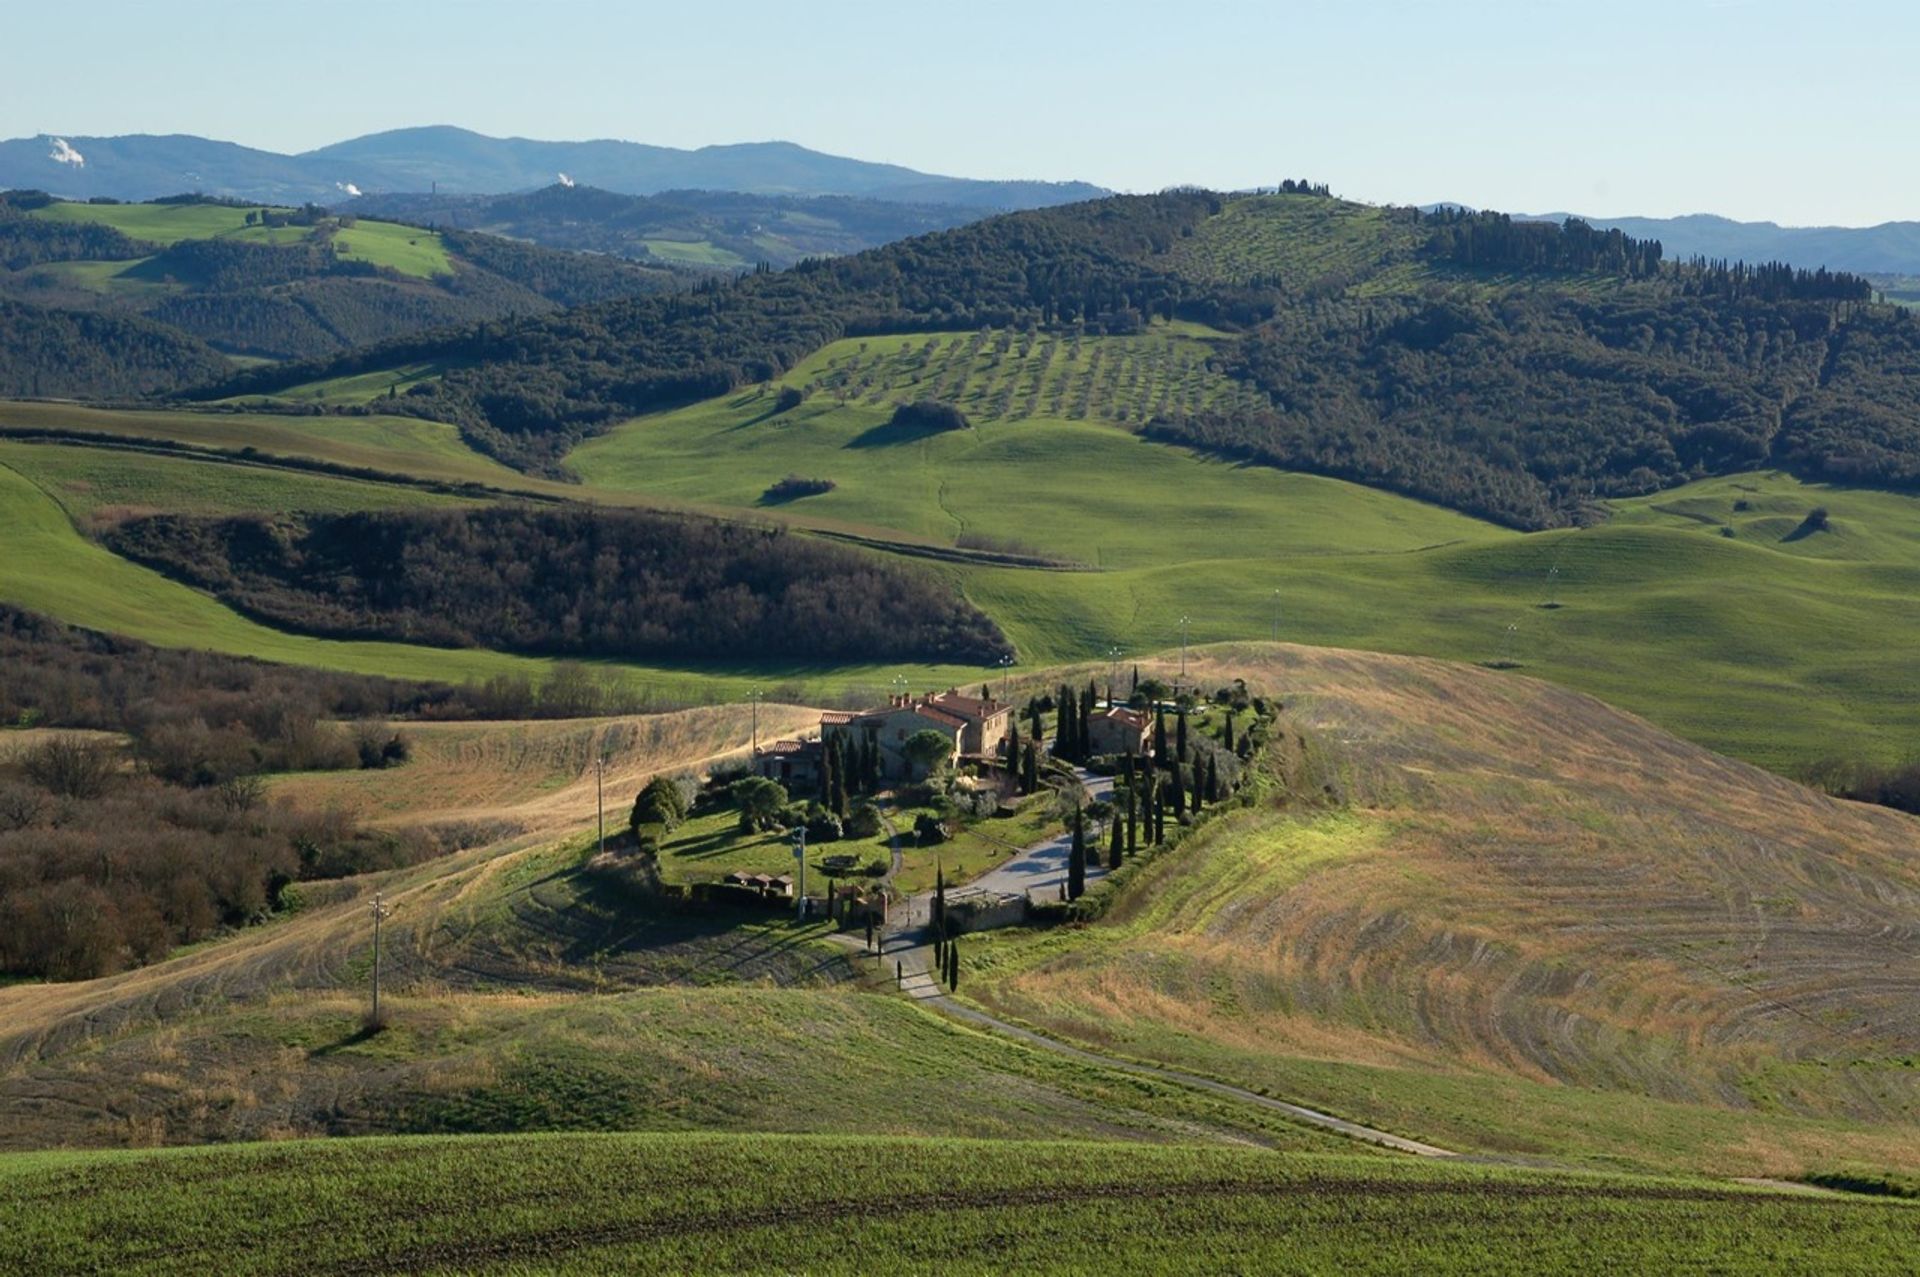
(1083, 678, 1097, 747)
(1131, 664, 1139, 694)
(1224, 710, 1236, 752)
(1108, 808, 1123, 869)
(1023, 741, 1039, 793)
(947, 939, 959, 991)
(1170, 762, 1187, 819)
(1054, 684, 1072, 759)
(1124, 755, 1138, 853)
(1067, 808, 1086, 899)
(1005, 716, 1021, 782)
(1153, 707, 1169, 762)
(820, 735, 836, 805)
(1206, 754, 1221, 803)
(1176, 708, 1189, 764)
(1152, 785, 1165, 844)
(933, 862, 946, 941)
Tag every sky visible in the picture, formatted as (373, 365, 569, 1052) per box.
(4, 0, 1917, 226)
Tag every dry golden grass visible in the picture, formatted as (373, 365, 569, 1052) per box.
(271, 703, 818, 839)
(971, 642, 1920, 1175)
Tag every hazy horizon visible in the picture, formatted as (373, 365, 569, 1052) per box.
(4, 0, 1917, 228)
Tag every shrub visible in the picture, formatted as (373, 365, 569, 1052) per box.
(20, 737, 116, 799)
(631, 774, 688, 833)
(889, 399, 970, 433)
(845, 800, 883, 839)
(761, 474, 835, 503)
(913, 812, 949, 845)
(773, 385, 805, 413)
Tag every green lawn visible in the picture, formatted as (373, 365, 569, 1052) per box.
(3, 1132, 1911, 1276)
(330, 220, 452, 277)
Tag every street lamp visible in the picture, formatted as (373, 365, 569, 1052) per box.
(997, 653, 1014, 699)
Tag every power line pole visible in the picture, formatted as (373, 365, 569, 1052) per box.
(793, 826, 807, 922)
(368, 892, 391, 1027)
(595, 749, 607, 857)
(998, 654, 1013, 699)
(1179, 615, 1190, 682)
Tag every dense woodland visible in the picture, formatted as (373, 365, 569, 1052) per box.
(0, 296, 229, 397)
(104, 507, 1012, 664)
(0, 606, 476, 979)
(183, 193, 1920, 518)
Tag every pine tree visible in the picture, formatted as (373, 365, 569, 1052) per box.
(1108, 808, 1123, 869)
(1067, 808, 1087, 900)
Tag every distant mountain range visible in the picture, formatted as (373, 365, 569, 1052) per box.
(1519, 211, 1920, 278)
(0, 126, 1109, 210)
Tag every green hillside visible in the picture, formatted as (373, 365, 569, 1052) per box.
(6, 1133, 1911, 1276)
(0, 192, 678, 367)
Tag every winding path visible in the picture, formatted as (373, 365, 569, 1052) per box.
(845, 767, 1455, 1159)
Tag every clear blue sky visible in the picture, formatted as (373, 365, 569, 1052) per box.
(4, 0, 1915, 226)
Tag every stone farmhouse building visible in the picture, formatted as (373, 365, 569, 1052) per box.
(755, 689, 1015, 785)
(1087, 705, 1152, 757)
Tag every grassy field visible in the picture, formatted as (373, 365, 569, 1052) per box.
(0, 440, 464, 523)
(963, 646, 1920, 1179)
(27, 200, 452, 278)
(4, 1132, 1913, 1276)
(574, 361, 1920, 771)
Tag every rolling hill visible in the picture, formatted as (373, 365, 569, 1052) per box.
(967, 646, 1920, 1178)
(0, 191, 678, 369)
(195, 190, 1920, 523)
(344, 183, 992, 270)
(0, 126, 1109, 208)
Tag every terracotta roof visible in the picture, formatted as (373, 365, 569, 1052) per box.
(913, 705, 969, 730)
(925, 691, 1005, 723)
(1094, 707, 1149, 728)
(819, 711, 857, 725)
(757, 738, 817, 755)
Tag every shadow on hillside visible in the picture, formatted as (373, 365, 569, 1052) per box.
(845, 418, 959, 449)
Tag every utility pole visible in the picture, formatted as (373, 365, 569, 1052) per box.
(595, 749, 607, 857)
(793, 826, 807, 922)
(367, 892, 391, 1027)
(1179, 615, 1190, 683)
(998, 654, 1014, 699)
(1106, 646, 1123, 703)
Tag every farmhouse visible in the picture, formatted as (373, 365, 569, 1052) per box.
(751, 737, 821, 789)
(1088, 705, 1152, 757)
(816, 689, 1015, 780)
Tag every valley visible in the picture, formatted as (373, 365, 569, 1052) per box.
(4, 113, 1920, 1272)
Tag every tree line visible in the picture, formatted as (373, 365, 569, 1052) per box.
(103, 506, 1014, 665)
